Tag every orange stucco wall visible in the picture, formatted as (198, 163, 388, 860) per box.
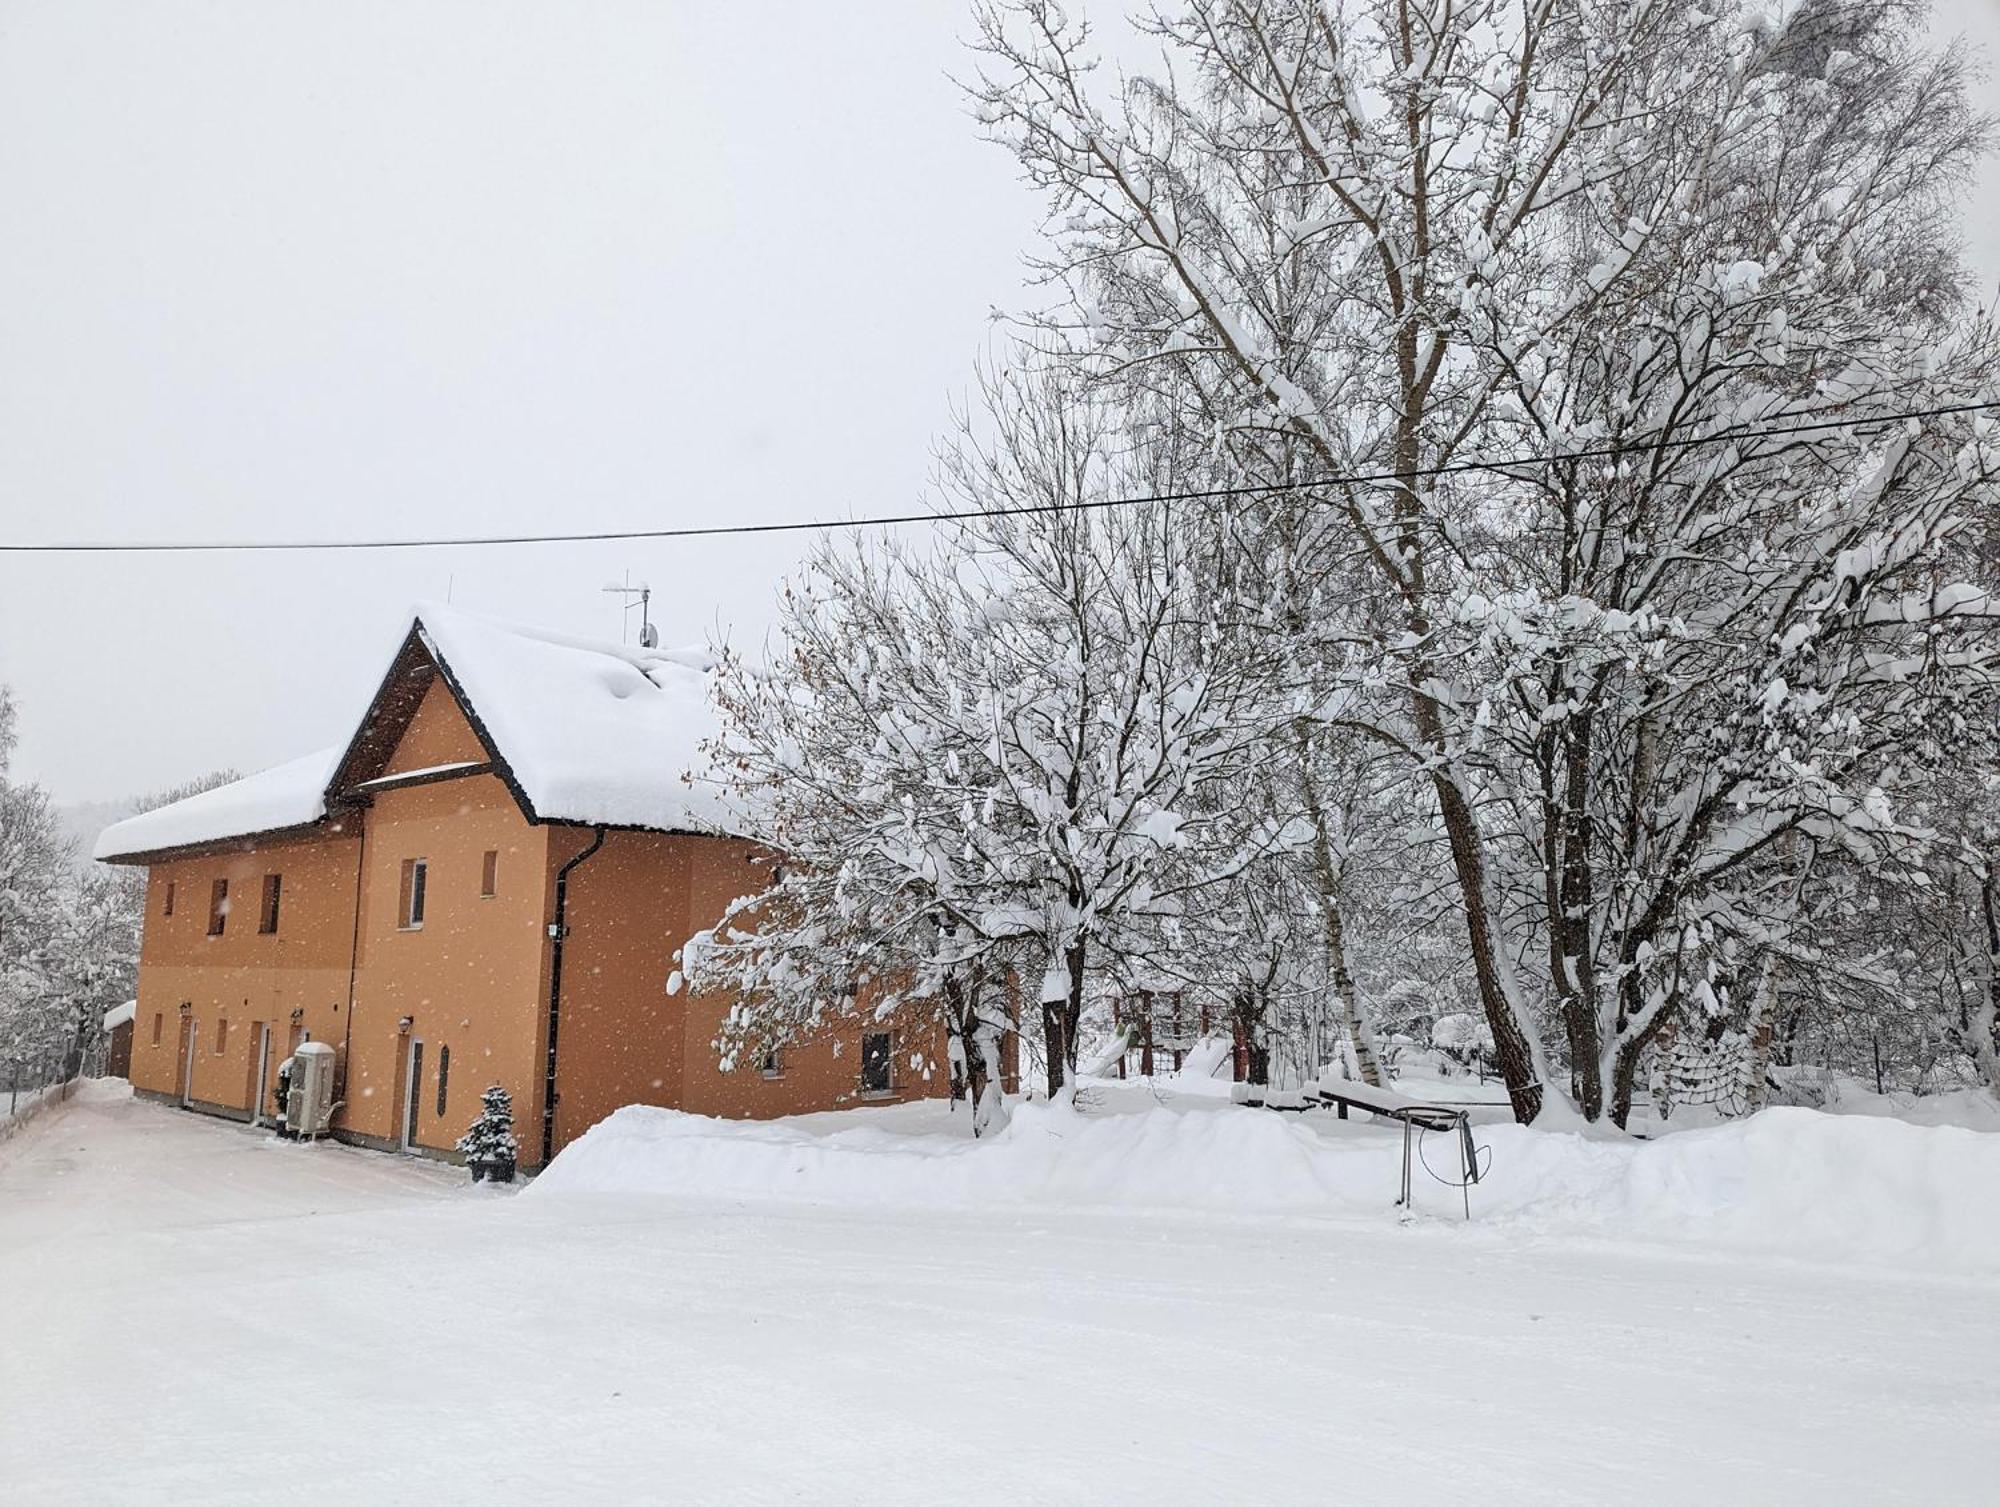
(127, 823, 364, 1122)
(342, 772, 554, 1156)
(380, 676, 488, 776)
(553, 830, 951, 1141)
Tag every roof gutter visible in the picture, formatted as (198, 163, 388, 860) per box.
(541, 825, 606, 1168)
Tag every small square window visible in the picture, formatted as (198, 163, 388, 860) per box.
(760, 1048, 783, 1079)
(399, 859, 428, 929)
(259, 874, 282, 935)
(481, 850, 498, 898)
(164, 881, 176, 917)
(207, 878, 228, 937)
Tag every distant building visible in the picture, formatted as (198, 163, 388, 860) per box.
(95, 605, 949, 1169)
(102, 1000, 135, 1079)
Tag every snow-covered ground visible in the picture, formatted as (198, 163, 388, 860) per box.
(0, 1076, 72, 1131)
(2, 1081, 1995, 1504)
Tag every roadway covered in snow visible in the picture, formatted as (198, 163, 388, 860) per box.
(1, 1082, 1994, 1503)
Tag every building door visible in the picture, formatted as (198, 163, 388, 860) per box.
(251, 1024, 272, 1126)
(401, 1038, 425, 1151)
(179, 1019, 198, 1107)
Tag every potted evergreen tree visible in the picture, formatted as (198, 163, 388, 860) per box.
(456, 1084, 520, 1183)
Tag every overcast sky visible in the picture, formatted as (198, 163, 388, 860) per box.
(3, 1, 1998, 806)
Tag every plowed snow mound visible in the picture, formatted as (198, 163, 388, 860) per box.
(533, 1099, 2000, 1276)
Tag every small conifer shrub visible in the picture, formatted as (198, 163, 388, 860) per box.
(456, 1084, 520, 1183)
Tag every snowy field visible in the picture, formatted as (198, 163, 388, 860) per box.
(2, 1082, 1996, 1504)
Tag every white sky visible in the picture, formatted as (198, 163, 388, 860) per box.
(2, 0, 1998, 805)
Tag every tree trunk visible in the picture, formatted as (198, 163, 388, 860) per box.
(1648, 1006, 1679, 1122)
(1229, 987, 1270, 1087)
(1295, 750, 1386, 1090)
(1429, 766, 1544, 1121)
(1324, 902, 1383, 1088)
(1608, 999, 1677, 1130)
(1040, 939, 1087, 1100)
(1741, 956, 1781, 1113)
(1977, 858, 2000, 1101)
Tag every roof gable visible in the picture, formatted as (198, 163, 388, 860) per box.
(95, 602, 724, 864)
(383, 676, 488, 776)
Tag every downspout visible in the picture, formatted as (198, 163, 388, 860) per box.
(337, 803, 368, 1117)
(542, 826, 607, 1168)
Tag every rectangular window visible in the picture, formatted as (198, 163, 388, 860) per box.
(164, 881, 176, 917)
(760, 1047, 783, 1079)
(436, 1045, 451, 1117)
(399, 859, 428, 929)
(215, 1018, 228, 1055)
(151, 1013, 163, 1046)
(259, 873, 283, 935)
(861, 1031, 892, 1094)
(481, 849, 498, 898)
(207, 878, 228, 936)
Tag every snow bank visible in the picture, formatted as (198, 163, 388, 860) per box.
(533, 1100, 1365, 1217)
(1475, 1110, 2000, 1275)
(534, 1100, 2000, 1276)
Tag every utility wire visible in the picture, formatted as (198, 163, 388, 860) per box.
(2, 398, 1992, 555)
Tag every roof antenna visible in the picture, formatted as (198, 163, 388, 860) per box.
(601, 571, 656, 647)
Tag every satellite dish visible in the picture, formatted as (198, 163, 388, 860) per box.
(638, 622, 660, 649)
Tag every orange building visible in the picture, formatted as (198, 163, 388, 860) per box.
(95, 605, 952, 1169)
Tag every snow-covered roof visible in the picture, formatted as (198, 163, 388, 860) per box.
(415, 603, 723, 832)
(94, 747, 341, 861)
(103, 1000, 137, 1031)
(92, 603, 722, 862)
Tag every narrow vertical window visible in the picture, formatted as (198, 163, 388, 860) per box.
(215, 1018, 228, 1055)
(259, 873, 283, 934)
(481, 849, 498, 898)
(164, 881, 176, 917)
(399, 859, 428, 929)
(435, 1045, 450, 1117)
(207, 878, 228, 936)
(861, 1031, 892, 1094)
(151, 1013, 163, 1046)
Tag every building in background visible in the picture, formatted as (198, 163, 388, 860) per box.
(101, 999, 135, 1079)
(93, 605, 949, 1169)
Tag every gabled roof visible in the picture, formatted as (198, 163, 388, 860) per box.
(94, 603, 722, 862)
(407, 603, 723, 832)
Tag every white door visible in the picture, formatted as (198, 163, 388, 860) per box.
(252, 1024, 272, 1126)
(400, 1038, 425, 1151)
(180, 1020, 198, 1107)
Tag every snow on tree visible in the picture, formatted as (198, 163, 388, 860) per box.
(682, 532, 1022, 1135)
(968, 0, 2000, 1124)
(688, 359, 1297, 1108)
(456, 1085, 520, 1180)
(0, 687, 78, 1084)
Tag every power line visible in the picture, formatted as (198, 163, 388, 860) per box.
(1, 399, 1992, 555)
